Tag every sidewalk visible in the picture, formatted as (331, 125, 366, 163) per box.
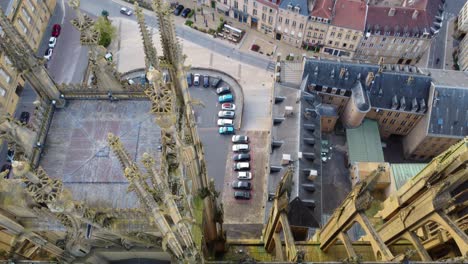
(444, 17, 457, 70)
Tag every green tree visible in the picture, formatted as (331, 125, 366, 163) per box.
(101, 10, 109, 18)
(94, 17, 116, 47)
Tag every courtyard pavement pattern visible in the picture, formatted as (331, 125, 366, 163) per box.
(40, 100, 162, 208)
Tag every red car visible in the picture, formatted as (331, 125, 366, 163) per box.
(51, 24, 61, 37)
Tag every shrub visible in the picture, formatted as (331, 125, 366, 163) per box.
(185, 20, 194, 27)
(99, 32, 112, 47)
(208, 28, 216, 34)
(216, 21, 225, 33)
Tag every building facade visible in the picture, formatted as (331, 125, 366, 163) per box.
(302, 0, 333, 51)
(251, 0, 279, 37)
(0, 0, 57, 115)
(457, 0, 468, 33)
(275, 0, 309, 47)
(403, 70, 468, 160)
(321, 0, 366, 59)
(459, 34, 468, 71)
(355, 2, 443, 65)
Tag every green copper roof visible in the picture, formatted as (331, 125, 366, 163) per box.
(346, 119, 384, 163)
(391, 163, 427, 190)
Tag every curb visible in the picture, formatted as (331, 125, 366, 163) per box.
(191, 67, 245, 131)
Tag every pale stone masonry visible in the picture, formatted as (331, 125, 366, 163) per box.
(0, 0, 57, 115)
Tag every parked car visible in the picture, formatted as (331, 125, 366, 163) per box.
(19, 112, 30, 124)
(181, 8, 191, 18)
(234, 162, 250, 171)
(186, 73, 193, 86)
(48, 37, 57, 48)
(44, 48, 53, 60)
(120, 7, 133, 16)
(234, 191, 251, 200)
(221, 103, 236, 111)
(218, 94, 233, 103)
(233, 153, 250, 162)
(217, 119, 233, 126)
(211, 77, 222, 88)
(232, 144, 249, 152)
(0, 164, 11, 179)
(51, 24, 61, 37)
(174, 5, 184, 16)
(219, 126, 235, 135)
(216, 87, 230, 95)
(203, 75, 210, 87)
(232, 135, 249, 144)
(218, 111, 235, 119)
(237, 171, 252, 180)
(232, 181, 251, 190)
(193, 74, 200, 86)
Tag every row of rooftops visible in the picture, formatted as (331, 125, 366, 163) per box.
(302, 58, 468, 137)
(276, 0, 442, 34)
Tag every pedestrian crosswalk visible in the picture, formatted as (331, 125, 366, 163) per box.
(266, 61, 275, 72)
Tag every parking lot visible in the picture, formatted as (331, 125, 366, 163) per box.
(222, 130, 269, 226)
(188, 71, 243, 191)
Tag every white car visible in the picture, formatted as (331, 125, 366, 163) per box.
(232, 135, 249, 144)
(217, 119, 233, 126)
(232, 144, 249, 152)
(48, 37, 57, 48)
(218, 111, 235, 119)
(120, 7, 133, 16)
(237, 171, 252, 180)
(44, 48, 53, 60)
(233, 162, 250, 171)
(193, 74, 201, 86)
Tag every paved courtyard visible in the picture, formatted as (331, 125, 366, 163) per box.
(40, 100, 161, 208)
(115, 17, 273, 132)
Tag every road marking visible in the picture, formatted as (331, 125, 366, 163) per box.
(61, 0, 65, 24)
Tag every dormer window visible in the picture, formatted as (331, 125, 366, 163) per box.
(310, 16, 316, 21)
(287, 3, 293, 10)
(323, 19, 328, 23)
(385, 31, 390, 36)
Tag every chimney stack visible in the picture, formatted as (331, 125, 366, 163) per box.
(365, 72, 374, 87)
(388, 8, 396, 16)
(412, 10, 419, 20)
(392, 95, 399, 110)
(339, 68, 346, 79)
(407, 76, 414, 85)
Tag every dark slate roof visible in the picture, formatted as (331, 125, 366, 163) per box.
(294, 77, 323, 227)
(279, 0, 309, 16)
(428, 86, 468, 138)
(302, 58, 432, 112)
(288, 197, 320, 228)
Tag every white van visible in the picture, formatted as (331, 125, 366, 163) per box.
(237, 172, 252, 180)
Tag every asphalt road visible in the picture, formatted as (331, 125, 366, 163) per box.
(78, 0, 273, 71)
(427, 0, 467, 69)
(189, 84, 231, 192)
